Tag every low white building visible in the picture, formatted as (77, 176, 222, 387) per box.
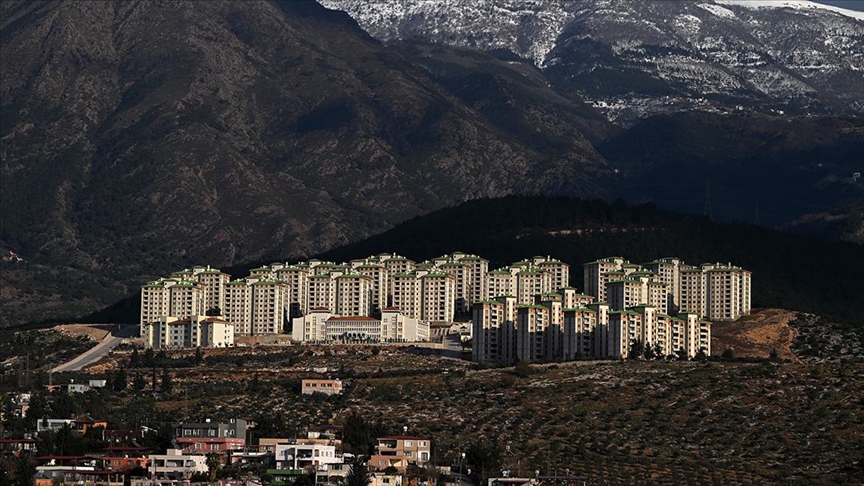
(147, 449, 207, 478)
(291, 310, 429, 343)
(142, 315, 234, 349)
(274, 443, 340, 471)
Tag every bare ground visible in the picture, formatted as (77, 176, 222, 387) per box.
(711, 309, 800, 362)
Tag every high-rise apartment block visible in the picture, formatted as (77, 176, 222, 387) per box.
(584, 257, 750, 321)
(141, 253, 741, 358)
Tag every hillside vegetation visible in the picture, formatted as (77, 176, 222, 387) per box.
(317, 197, 864, 325)
(4, 341, 861, 486)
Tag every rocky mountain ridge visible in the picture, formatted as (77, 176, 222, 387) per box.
(321, 0, 864, 123)
(0, 0, 610, 327)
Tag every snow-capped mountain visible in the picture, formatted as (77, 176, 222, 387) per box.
(320, 0, 864, 122)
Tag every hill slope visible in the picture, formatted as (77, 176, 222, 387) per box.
(0, 0, 610, 327)
(318, 196, 864, 324)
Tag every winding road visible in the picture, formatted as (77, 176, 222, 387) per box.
(51, 324, 139, 373)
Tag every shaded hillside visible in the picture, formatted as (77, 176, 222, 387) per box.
(600, 111, 864, 232)
(0, 0, 610, 327)
(319, 197, 864, 324)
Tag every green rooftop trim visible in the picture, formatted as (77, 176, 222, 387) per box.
(564, 307, 597, 313)
(421, 271, 450, 278)
(610, 310, 640, 315)
(517, 304, 547, 310)
(336, 273, 368, 279)
(392, 272, 418, 278)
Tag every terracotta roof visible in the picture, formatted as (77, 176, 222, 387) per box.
(327, 316, 379, 322)
(382, 307, 400, 311)
(311, 307, 330, 311)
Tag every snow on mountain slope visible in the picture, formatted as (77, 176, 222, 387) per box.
(717, 0, 864, 21)
(320, 0, 864, 123)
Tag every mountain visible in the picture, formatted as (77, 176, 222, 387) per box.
(0, 0, 611, 327)
(321, 0, 864, 123)
(598, 111, 864, 231)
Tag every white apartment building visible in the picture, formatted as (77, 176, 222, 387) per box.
(679, 266, 707, 317)
(643, 257, 684, 312)
(390, 272, 421, 319)
(440, 260, 472, 314)
(586, 256, 751, 321)
(169, 281, 206, 320)
(334, 274, 373, 317)
(562, 307, 597, 359)
(140, 279, 174, 337)
(704, 263, 752, 321)
(308, 274, 336, 314)
(250, 280, 288, 335)
(516, 268, 552, 305)
(472, 296, 518, 364)
(356, 263, 388, 314)
(276, 264, 310, 317)
(558, 288, 595, 309)
(420, 272, 456, 322)
(142, 315, 234, 349)
(583, 256, 629, 302)
(516, 304, 553, 363)
(461, 255, 489, 306)
(535, 256, 570, 290)
(224, 279, 253, 335)
(487, 269, 514, 300)
(194, 266, 230, 314)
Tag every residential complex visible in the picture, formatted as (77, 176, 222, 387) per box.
(584, 257, 751, 320)
(473, 255, 749, 364)
(140, 253, 745, 355)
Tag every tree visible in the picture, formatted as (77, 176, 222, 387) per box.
(132, 373, 147, 392)
(644, 342, 656, 360)
(159, 368, 173, 395)
(129, 348, 141, 368)
(721, 348, 735, 361)
(143, 348, 156, 369)
(206, 453, 221, 484)
(194, 347, 203, 366)
(345, 456, 372, 486)
(628, 339, 644, 360)
(769, 348, 780, 362)
(695, 347, 708, 362)
(112, 367, 128, 392)
(466, 439, 502, 486)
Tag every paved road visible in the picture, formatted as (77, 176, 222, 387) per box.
(51, 324, 138, 373)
